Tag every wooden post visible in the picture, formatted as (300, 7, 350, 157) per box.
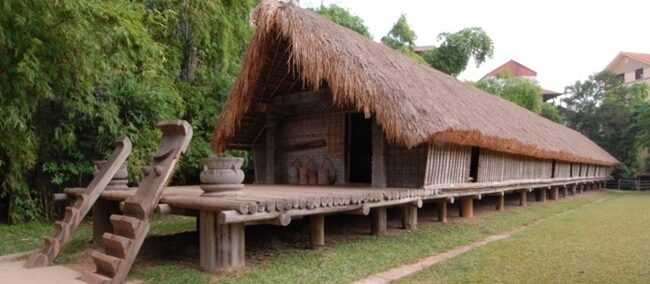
(536, 188, 547, 202)
(519, 189, 527, 207)
(265, 114, 278, 185)
(571, 184, 577, 195)
(402, 205, 417, 230)
(496, 194, 505, 211)
(92, 199, 121, 245)
(310, 214, 325, 249)
(200, 210, 245, 273)
(371, 122, 386, 188)
(550, 187, 559, 201)
(562, 186, 568, 198)
(459, 197, 473, 218)
(371, 207, 387, 235)
(437, 201, 447, 223)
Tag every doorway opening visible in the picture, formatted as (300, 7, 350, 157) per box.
(347, 114, 372, 183)
(469, 147, 480, 182)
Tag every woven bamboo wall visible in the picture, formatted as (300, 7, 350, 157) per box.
(275, 114, 346, 184)
(555, 162, 572, 178)
(386, 144, 428, 188)
(477, 149, 552, 182)
(424, 142, 471, 185)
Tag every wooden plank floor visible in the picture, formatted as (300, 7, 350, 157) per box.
(65, 177, 607, 220)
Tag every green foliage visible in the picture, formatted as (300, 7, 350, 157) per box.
(0, 0, 258, 223)
(472, 72, 563, 123)
(422, 27, 494, 76)
(380, 14, 425, 63)
(310, 4, 372, 39)
(563, 71, 649, 178)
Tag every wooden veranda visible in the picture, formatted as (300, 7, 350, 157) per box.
(64, 176, 605, 273)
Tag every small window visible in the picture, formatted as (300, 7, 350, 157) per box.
(635, 68, 644, 80)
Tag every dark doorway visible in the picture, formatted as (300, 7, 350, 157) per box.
(348, 114, 372, 183)
(469, 147, 480, 182)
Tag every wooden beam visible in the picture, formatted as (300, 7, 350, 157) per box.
(402, 205, 417, 230)
(271, 88, 331, 108)
(519, 189, 527, 207)
(310, 214, 325, 249)
(371, 207, 387, 235)
(371, 121, 386, 188)
(437, 201, 447, 223)
(459, 197, 473, 218)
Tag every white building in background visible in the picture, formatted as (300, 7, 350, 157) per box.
(603, 52, 650, 87)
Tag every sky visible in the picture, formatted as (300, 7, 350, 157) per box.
(300, 0, 650, 93)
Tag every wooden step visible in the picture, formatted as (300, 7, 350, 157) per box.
(110, 215, 142, 239)
(53, 221, 70, 241)
(62, 207, 80, 225)
(23, 137, 132, 269)
(80, 270, 113, 284)
(102, 233, 133, 259)
(91, 251, 122, 278)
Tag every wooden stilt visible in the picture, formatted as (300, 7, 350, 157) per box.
(200, 210, 245, 273)
(571, 184, 577, 195)
(562, 186, 568, 198)
(519, 189, 527, 207)
(496, 194, 505, 211)
(437, 201, 447, 223)
(310, 214, 325, 249)
(550, 187, 559, 201)
(92, 199, 120, 245)
(402, 205, 417, 230)
(459, 198, 473, 218)
(371, 207, 387, 235)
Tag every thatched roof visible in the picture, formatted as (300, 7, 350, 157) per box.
(211, 1, 618, 166)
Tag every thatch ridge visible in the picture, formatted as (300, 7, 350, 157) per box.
(211, 1, 618, 166)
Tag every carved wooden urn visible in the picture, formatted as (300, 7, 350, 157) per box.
(93, 160, 128, 190)
(199, 157, 245, 197)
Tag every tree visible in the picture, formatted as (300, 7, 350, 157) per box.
(563, 71, 649, 178)
(380, 14, 425, 63)
(310, 4, 372, 39)
(422, 27, 494, 76)
(0, 0, 257, 223)
(471, 72, 563, 123)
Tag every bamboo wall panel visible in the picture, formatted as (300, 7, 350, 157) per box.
(554, 162, 572, 178)
(276, 114, 346, 184)
(478, 149, 552, 182)
(424, 142, 471, 185)
(386, 144, 428, 188)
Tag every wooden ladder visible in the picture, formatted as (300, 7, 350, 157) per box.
(81, 120, 192, 284)
(24, 137, 133, 268)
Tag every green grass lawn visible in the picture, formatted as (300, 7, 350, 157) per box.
(0, 191, 620, 284)
(398, 190, 650, 283)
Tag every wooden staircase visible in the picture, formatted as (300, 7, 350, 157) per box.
(24, 137, 133, 268)
(81, 120, 193, 284)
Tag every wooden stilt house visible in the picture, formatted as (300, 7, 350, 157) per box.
(211, 1, 618, 191)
